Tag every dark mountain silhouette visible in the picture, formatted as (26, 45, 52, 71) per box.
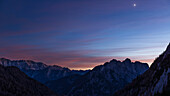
(114, 43, 170, 96)
(45, 74, 81, 95)
(0, 64, 56, 96)
(68, 58, 149, 96)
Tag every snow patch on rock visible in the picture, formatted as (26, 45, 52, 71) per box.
(152, 68, 170, 95)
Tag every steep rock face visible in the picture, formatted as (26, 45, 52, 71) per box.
(0, 65, 56, 96)
(68, 58, 149, 96)
(114, 43, 170, 96)
(0, 58, 88, 83)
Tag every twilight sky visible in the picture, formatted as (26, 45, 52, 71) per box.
(0, 0, 170, 70)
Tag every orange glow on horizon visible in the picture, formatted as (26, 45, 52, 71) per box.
(70, 67, 93, 70)
(70, 58, 155, 70)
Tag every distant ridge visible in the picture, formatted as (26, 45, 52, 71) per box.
(0, 58, 89, 83)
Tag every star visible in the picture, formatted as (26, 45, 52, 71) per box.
(133, 3, 136, 7)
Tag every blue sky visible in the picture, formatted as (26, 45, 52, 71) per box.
(0, 0, 170, 69)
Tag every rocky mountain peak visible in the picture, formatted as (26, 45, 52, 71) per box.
(68, 58, 149, 96)
(0, 58, 48, 70)
(124, 58, 131, 63)
(114, 43, 170, 96)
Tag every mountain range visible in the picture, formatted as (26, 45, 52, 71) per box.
(114, 43, 170, 96)
(2, 43, 170, 96)
(68, 58, 149, 96)
(0, 57, 149, 96)
(0, 58, 89, 83)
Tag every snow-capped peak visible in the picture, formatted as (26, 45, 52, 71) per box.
(0, 58, 48, 70)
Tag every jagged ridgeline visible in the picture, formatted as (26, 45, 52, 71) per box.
(68, 58, 149, 96)
(0, 57, 149, 96)
(0, 58, 89, 83)
(0, 58, 89, 95)
(114, 43, 170, 96)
